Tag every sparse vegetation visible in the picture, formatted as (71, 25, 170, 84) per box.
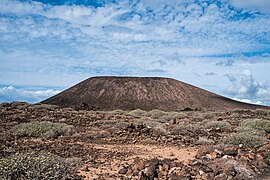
(205, 121, 231, 131)
(169, 112, 186, 119)
(170, 124, 202, 136)
(157, 112, 186, 123)
(237, 127, 265, 136)
(32, 103, 59, 110)
(0, 151, 80, 179)
(128, 109, 147, 117)
(12, 121, 73, 138)
(152, 125, 168, 136)
(253, 109, 270, 116)
(135, 120, 162, 129)
(197, 136, 215, 145)
(147, 109, 168, 119)
(157, 115, 172, 123)
(240, 119, 270, 133)
(2, 102, 270, 179)
(223, 132, 267, 148)
(109, 109, 128, 115)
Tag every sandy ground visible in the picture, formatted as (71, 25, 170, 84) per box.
(79, 143, 197, 179)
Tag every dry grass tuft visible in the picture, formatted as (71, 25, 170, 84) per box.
(196, 136, 215, 145)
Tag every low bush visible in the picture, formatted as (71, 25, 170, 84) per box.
(12, 121, 73, 138)
(253, 109, 270, 116)
(237, 127, 265, 136)
(223, 132, 267, 148)
(157, 115, 172, 123)
(32, 103, 59, 110)
(170, 124, 202, 136)
(109, 109, 127, 115)
(0, 151, 80, 179)
(128, 109, 147, 117)
(169, 112, 186, 119)
(240, 119, 270, 133)
(147, 109, 168, 119)
(157, 112, 186, 123)
(205, 121, 231, 131)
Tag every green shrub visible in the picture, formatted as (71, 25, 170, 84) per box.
(205, 121, 231, 131)
(147, 109, 168, 119)
(157, 112, 186, 123)
(157, 115, 172, 123)
(223, 132, 266, 148)
(240, 119, 270, 133)
(0, 151, 80, 179)
(169, 112, 186, 119)
(238, 127, 265, 136)
(12, 121, 73, 138)
(128, 109, 147, 117)
(109, 109, 127, 115)
(253, 109, 270, 116)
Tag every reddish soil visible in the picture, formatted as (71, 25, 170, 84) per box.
(0, 102, 270, 179)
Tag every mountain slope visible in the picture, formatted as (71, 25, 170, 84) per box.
(42, 76, 270, 111)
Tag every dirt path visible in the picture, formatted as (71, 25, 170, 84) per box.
(79, 143, 197, 179)
(92, 144, 197, 160)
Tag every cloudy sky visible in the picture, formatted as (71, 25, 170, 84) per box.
(0, 0, 270, 105)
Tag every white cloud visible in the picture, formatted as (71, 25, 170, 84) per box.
(225, 70, 270, 104)
(140, 0, 193, 9)
(0, 0, 269, 105)
(230, 0, 270, 14)
(0, 86, 61, 103)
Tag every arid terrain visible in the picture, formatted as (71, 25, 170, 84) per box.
(42, 77, 269, 111)
(0, 102, 270, 179)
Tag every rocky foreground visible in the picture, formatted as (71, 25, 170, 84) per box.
(0, 102, 270, 179)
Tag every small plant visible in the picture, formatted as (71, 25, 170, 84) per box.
(0, 151, 80, 179)
(12, 121, 73, 138)
(147, 109, 168, 119)
(153, 125, 168, 136)
(205, 121, 231, 131)
(128, 109, 147, 117)
(223, 132, 267, 148)
(157, 115, 172, 123)
(240, 119, 270, 133)
(197, 136, 215, 145)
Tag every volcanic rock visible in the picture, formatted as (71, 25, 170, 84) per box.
(42, 76, 270, 111)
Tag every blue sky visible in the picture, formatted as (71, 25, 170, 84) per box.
(0, 0, 270, 105)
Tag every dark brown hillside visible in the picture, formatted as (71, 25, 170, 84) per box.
(42, 76, 270, 111)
